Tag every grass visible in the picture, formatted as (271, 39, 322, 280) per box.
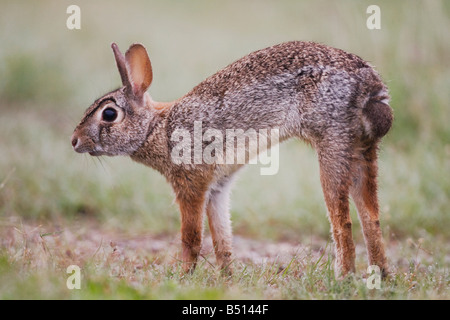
(0, 0, 449, 299)
(1, 220, 448, 299)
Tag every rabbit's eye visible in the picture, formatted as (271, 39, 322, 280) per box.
(102, 108, 118, 122)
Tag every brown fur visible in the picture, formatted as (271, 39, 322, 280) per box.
(72, 41, 393, 277)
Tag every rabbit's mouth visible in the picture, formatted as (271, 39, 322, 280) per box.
(89, 151, 108, 157)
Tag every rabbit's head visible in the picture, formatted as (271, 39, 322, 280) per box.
(71, 43, 154, 156)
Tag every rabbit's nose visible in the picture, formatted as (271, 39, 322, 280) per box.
(71, 135, 79, 149)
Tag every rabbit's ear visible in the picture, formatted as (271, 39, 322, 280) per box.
(125, 44, 153, 98)
(111, 43, 132, 89)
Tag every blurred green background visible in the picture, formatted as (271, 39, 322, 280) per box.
(0, 0, 449, 244)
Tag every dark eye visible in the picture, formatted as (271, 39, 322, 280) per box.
(102, 108, 118, 122)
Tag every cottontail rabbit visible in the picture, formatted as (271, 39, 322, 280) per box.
(72, 41, 392, 277)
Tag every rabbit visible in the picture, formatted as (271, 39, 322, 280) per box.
(71, 41, 393, 277)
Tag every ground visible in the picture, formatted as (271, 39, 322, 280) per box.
(1, 217, 448, 299)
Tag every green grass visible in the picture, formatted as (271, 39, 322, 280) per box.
(1, 0, 449, 299)
(0, 223, 448, 299)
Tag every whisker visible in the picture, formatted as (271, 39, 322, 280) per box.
(96, 156, 109, 174)
(88, 154, 98, 169)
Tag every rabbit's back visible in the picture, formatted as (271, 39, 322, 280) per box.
(167, 41, 389, 144)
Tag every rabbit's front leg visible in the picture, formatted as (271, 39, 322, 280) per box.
(178, 192, 206, 274)
(206, 177, 235, 275)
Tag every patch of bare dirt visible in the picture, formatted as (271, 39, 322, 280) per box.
(0, 217, 325, 272)
(1, 217, 445, 276)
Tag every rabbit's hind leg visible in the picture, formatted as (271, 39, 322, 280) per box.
(350, 144, 389, 277)
(317, 138, 356, 277)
